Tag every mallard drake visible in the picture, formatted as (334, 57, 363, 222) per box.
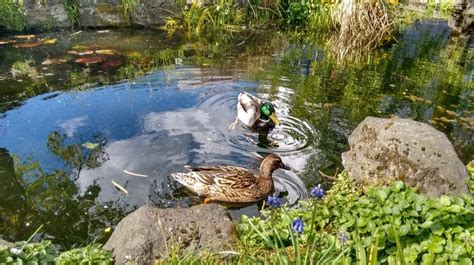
(229, 91, 281, 131)
(171, 154, 290, 203)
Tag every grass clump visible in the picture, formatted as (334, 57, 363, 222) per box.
(330, 0, 395, 62)
(0, 0, 28, 32)
(63, 0, 81, 28)
(162, 0, 244, 40)
(121, 0, 139, 24)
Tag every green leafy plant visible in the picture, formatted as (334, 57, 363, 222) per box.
(0, 0, 28, 32)
(238, 173, 474, 264)
(55, 244, 113, 264)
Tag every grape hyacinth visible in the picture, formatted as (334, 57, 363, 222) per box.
(310, 184, 325, 199)
(292, 218, 304, 235)
(267, 195, 282, 208)
(337, 230, 349, 245)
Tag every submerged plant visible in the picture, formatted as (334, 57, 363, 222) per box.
(10, 60, 40, 81)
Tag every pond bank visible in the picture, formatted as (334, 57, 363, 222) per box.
(1, 115, 472, 264)
(1, 0, 472, 34)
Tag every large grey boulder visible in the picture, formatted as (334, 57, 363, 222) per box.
(104, 204, 236, 265)
(342, 117, 469, 196)
(24, 0, 71, 29)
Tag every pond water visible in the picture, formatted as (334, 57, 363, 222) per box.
(0, 20, 472, 248)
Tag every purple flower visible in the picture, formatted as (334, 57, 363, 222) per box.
(337, 230, 349, 245)
(267, 195, 282, 208)
(292, 217, 304, 235)
(310, 184, 325, 199)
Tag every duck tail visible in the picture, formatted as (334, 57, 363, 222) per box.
(170, 172, 207, 195)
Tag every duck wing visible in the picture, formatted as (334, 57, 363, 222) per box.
(237, 92, 261, 127)
(171, 166, 257, 199)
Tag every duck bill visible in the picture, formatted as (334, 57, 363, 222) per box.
(269, 113, 281, 126)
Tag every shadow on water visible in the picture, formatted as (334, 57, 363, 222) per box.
(0, 20, 472, 248)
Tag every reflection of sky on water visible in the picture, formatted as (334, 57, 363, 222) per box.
(0, 66, 313, 217)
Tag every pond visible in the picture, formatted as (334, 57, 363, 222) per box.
(0, 20, 472, 248)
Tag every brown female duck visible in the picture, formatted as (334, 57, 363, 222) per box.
(171, 154, 290, 203)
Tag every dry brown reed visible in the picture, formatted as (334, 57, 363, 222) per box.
(330, 0, 395, 63)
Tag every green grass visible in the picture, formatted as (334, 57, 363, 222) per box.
(63, 0, 81, 28)
(121, 0, 139, 24)
(0, 0, 28, 32)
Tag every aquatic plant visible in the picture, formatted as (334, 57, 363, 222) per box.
(121, 0, 139, 24)
(162, 0, 244, 39)
(63, 0, 81, 28)
(330, 0, 395, 62)
(0, 0, 28, 32)
(10, 60, 39, 80)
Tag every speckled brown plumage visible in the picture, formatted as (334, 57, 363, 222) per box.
(171, 154, 290, 203)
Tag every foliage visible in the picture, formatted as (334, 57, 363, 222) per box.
(0, 0, 28, 32)
(238, 173, 474, 264)
(0, 240, 57, 264)
(162, 0, 244, 40)
(10, 60, 37, 80)
(55, 243, 113, 264)
(121, 0, 139, 24)
(425, 0, 455, 18)
(0, 139, 124, 248)
(0, 240, 112, 264)
(63, 0, 81, 28)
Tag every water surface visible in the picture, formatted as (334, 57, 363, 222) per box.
(0, 21, 472, 248)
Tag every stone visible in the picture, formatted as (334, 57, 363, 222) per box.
(24, 0, 71, 29)
(449, 0, 473, 34)
(104, 204, 236, 265)
(342, 117, 469, 196)
(0, 239, 14, 248)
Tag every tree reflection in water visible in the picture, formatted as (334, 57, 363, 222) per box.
(0, 132, 126, 249)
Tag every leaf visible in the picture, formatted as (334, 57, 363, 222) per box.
(399, 224, 410, 236)
(111, 181, 128, 195)
(41, 38, 57, 45)
(439, 195, 451, 206)
(42, 58, 68, 65)
(95, 49, 116, 55)
(75, 56, 104, 64)
(420, 220, 433, 229)
(421, 253, 435, 265)
(13, 41, 41, 48)
(375, 188, 389, 201)
(459, 258, 473, 265)
(82, 142, 99, 149)
(15, 34, 35, 39)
